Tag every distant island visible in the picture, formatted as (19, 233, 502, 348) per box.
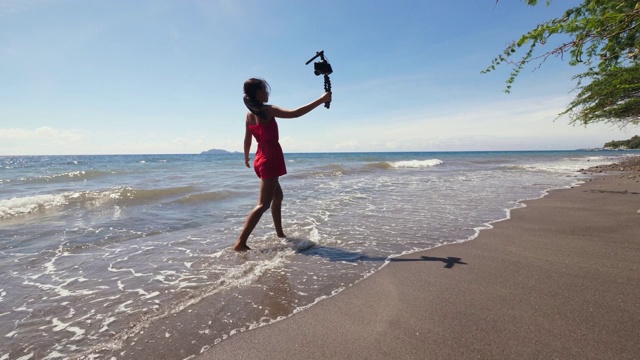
(604, 135, 640, 150)
(200, 148, 240, 155)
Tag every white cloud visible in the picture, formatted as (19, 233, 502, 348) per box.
(0, 0, 52, 16)
(0, 126, 86, 155)
(0, 125, 240, 155)
(0, 126, 84, 141)
(279, 93, 636, 153)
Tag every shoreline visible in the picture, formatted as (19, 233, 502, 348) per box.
(193, 157, 640, 360)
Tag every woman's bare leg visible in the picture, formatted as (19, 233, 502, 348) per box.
(234, 177, 279, 251)
(272, 181, 286, 238)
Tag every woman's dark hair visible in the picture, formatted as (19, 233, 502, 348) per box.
(243, 78, 270, 118)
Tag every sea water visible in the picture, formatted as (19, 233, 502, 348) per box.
(0, 151, 634, 358)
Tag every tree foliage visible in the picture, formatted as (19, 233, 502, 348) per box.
(604, 135, 640, 149)
(485, 1, 640, 92)
(485, 0, 640, 128)
(560, 63, 640, 127)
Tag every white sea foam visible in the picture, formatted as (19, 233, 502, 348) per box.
(523, 156, 618, 174)
(14, 352, 34, 360)
(50, 317, 86, 341)
(0, 185, 202, 220)
(389, 159, 443, 168)
(0, 194, 68, 218)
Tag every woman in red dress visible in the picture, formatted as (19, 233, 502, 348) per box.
(234, 78, 331, 251)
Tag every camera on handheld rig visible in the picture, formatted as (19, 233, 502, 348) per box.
(305, 50, 332, 108)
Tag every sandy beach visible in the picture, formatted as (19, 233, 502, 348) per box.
(194, 157, 640, 360)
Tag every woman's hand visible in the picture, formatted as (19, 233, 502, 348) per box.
(321, 92, 332, 103)
(245, 157, 250, 168)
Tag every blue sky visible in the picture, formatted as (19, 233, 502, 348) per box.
(0, 0, 635, 155)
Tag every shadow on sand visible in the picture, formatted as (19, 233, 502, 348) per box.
(294, 241, 467, 269)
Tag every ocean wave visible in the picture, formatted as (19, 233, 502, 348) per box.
(172, 190, 240, 204)
(388, 159, 443, 168)
(93, 186, 198, 206)
(293, 160, 444, 178)
(522, 156, 624, 175)
(364, 162, 394, 170)
(0, 185, 199, 219)
(567, 155, 613, 162)
(24, 170, 112, 183)
(502, 165, 528, 171)
(466, 158, 513, 165)
(290, 164, 348, 179)
(0, 194, 68, 218)
(63, 160, 88, 165)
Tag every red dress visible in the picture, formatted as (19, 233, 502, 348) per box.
(248, 115, 287, 179)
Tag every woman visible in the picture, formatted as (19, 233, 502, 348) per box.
(234, 78, 331, 251)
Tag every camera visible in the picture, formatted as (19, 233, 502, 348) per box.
(305, 50, 333, 108)
(313, 59, 333, 76)
(306, 50, 333, 76)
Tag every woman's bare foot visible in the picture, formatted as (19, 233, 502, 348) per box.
(233, 243, 251, 252)
(276, 232, 287, 238)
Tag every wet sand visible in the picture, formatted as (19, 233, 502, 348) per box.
(196, 161, 640, 359)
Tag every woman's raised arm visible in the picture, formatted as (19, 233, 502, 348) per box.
(267, 92, 332, 119)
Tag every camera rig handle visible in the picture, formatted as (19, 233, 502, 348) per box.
(323, 73, 331, 109)
(306, 50, 332, 109)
